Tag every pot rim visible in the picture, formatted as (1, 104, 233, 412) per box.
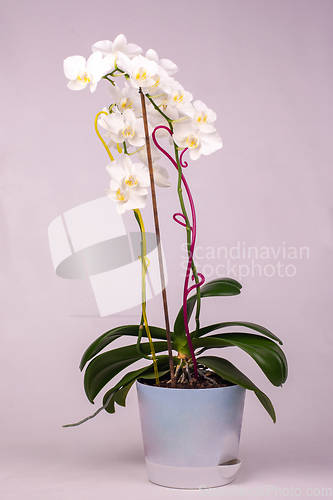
(136, 379, 240, 392)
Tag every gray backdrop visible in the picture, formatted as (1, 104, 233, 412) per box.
(1, 0, 332, 498)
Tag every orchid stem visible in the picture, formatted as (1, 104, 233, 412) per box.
(94, 111, 114, 162)
(134, 209, 159, 385)
(139, 88, 176, 387)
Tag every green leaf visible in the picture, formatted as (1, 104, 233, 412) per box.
(198, 278, 242, 295)
(173, 295, 197, 340)
(193, 321, 283, 343)
(102, 365, 154, 413)
(114, 381, 136, 407)
(102, 358, 172, 413)
(198, 356, 276, 422)
(103, 390, 116, 414)
(193, 333, 288, 386)
(173, 278, 242, 339)
(80, 325, 167, 370)
(84, 341, 168, 403)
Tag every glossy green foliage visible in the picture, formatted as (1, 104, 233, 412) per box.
(84, 341, 168, 403)
(80, 325, 167, 370)
(78, 277, 288, 422)
(198, 356, 276, 422)
(173, 278, 242, 339)
(193, 321, 283, 343)
(193, 333, 287, 386)
(101, 357, 171, 413)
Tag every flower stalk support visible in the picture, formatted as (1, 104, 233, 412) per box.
(139, 88, 176, 386)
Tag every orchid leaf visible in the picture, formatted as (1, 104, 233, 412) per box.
(114, 381, 136, 408)
(173, 278, 242, 339)
(84, 341, 168, 403)
(102, 358, 172, 413)
(192, 321, 282, 343)
(198, 356, 276, 422)
(193, 333, 288, 386)
(80, 325, 167, 370)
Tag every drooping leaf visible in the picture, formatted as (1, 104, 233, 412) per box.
(198, 356, 276, 422)
(192, 321, 283, 343)
(102, 357, 172, 413)
(114, 381, 136, 407)
(84, 341, 168, 403)
(198, 278, 242, 295)
(80, 325, 167, 370)
(193, 333, 288, 386)
(173, 278, 242, 339)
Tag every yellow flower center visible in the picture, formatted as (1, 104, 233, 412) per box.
(77, 71, 91, 85)
(116, 188, 125, 201)
(186, 134, 199, 149)
(196, 112, 208, 124)
(159, 98, 168, 112)
(125, 175, 138, 188)
(133, 67, 147, 82)
(173, 91, 184, 103)
(120, 98, 133, 110)
(122, 126, 135, 139)
(151, 76, 160, 88)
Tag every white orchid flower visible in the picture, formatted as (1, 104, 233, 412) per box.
(145, 49, 179, 77)
(173, 121, 222, 161)
(137, 144, 160, 165)
(116, 53, 159, 89)
(107, 82, 141, 117)
(97, 108, 118, 149)
(152, 164, 171, 187)
(144, 67, 175, 96)
(106, 180, 148, 214)
(106, 156, 149, 213)
(166, 81, 194, 116)
(63, 52, 112, 93)
(182, 100, 217, 133)
(148, 95, 181, 124)
(137, 146, 171, 187)
(92, 34, 142, 72)
(107, 155, 150, 189)
(101, 108, 149, 148)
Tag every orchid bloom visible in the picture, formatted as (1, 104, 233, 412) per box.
(63, 52, 112, 93)
(145, 49, 179, 77)
(116, 53, 160, 89)
(137, 146, 171, 188)
(92, 34, 142, 72)
(101, 108, 149, 148)
(167, 81, 193, 115)
(152, 164, 172, 188)
(150, 81, 194, 120)
(106, 156, 149, 213)
(144, 68, 174, 96)
(182, 100, 217, 133)
(107, 82, 141, 117)
(173, 121, 222, 161)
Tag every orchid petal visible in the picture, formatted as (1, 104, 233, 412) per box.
(67, 80, 87, 91)
(145, 49, 159, 63)
(189, 146, 202, 161)
(92, 40, 114, 56)
(116, 52, 134, 74)
(125, 43, 143, 58)
(63, 55, 86, 80)
(112, 34, 127, 53)
(160, 58, 179, 76)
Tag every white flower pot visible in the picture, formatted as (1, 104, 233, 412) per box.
(137, 380, 246, 489)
